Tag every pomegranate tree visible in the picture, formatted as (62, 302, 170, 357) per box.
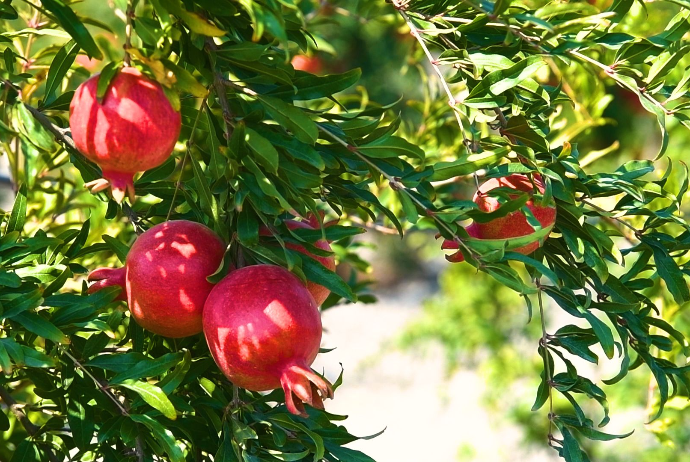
(444, 174, 557, 262)
(203, 265, 334, 416)
(88, 220, 225, 338)
(69, 67, 181, 203)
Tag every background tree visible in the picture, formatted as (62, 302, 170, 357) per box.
(2, 1, 690, 462)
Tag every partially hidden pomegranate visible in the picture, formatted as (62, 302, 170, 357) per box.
(70, 67, 181, 203)
(444, 174, 556, 262)
(260, 219, 336, 306)
(88, 220, 225, 338)
(203, 264, 334, 416)
(291, 55, 323, 74)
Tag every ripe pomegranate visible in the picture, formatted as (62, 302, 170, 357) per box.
(203, 265, 334, 416)
(88, 220, 225, 338)
(69, 67, 181, 203)
(260, 219, 336, 306)
(291, 55, 323, 74)
(443, 174, 556, 262)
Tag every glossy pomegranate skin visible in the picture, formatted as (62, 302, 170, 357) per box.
(88, 221, 225, 338)
(203, 265, 333, 415)
(69, 67, 181, 201)
(260, 220, 336, 306)
(473, 174, 556, 254)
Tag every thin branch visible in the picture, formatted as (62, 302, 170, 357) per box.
(123, 0, 135, 66)
(60, 347, 129, 416)
(0, 385, 39, 435)
(317, 123, 480, 259)
(167, 95, 209, 221)
(205, 39, 234, 141)
(396, 8, 471, 150)
(0, 385, 59, 462)
(536, 281, 555, 442)
(579, 198, 640, 241)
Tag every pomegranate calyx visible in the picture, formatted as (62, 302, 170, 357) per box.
(87, 267, 127, 301)
(280, 362, 334, 417)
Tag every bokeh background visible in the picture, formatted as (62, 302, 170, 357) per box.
(4, 0, 690, 461)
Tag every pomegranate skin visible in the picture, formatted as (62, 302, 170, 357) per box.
(203, 265, 334, 416)
(442, 223, 480, 263)
(473, 174, 556, 254)
(291, 55, 323, 74)
(69, 67, 181, 203)
(88, 220, 225, 338)
(260, 220, 336, 306)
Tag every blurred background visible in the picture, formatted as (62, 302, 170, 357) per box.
(4, 0, 690, 460)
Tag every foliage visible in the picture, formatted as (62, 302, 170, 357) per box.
(2, 0, 690, 461)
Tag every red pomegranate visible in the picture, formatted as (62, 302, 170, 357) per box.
(203, 265, 334, 416)
(260, 219, 336, 306)
(88, 220, 225, 338)
(69, 67, 181, 203)
(442, 223, 480, 263)
(443, 174, 556, 262)
(291, 55, 323, 74)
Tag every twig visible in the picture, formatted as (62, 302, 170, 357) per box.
(0, 385, 59, 462)
(318, 124, 480, 259)
(0, 385, 40, 435)
(536, 280, 555, 442)
(167, 95, 209, 221)
(205, 39, 234, 141)
(579, 198, 640, 239)
(348, 216, 400, 235)
(123, 0, 135, 66)
(396, 8, 470, 150)
(60, 347, 129, 416)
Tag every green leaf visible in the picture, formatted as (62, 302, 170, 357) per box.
(102, 235, 130, 263)
(86, 352, 148, 373)
(129, 414, 184, 461)
(64, 219, 90, 259)
(6, 183, 27, 233)
(258, 95, 318, 145)
(40, 0, 103, 59)
(269, 415, 325, 461)
(358, 136, 425, 161)
(245, 128, 280, 175)
(13, 312, 67, 343)
(96, 62, 121, 100)
(44, 40, 80, 105)
(190, 154, 219, 227)
(297, 251, 356, 302)
(0, 271, 22, 288)
(67, 398, 95, 449)
(430, 147, 512, 181)
(560, 426, 584, 462)
(10, 440, 40, 462)
(111, 352, 183, 384)
(158, 0, 226, 36)
(119, 380, 177, 420)
(16, 104, 53, 152)
(649, 240, 690, 304)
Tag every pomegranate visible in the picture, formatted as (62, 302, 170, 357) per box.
(69, 67, 181, 203)
(203, 265, 334, 416)
(260, 219, 336, 306)
(88, 220, 225, 338)
(291, 55, 323, 74)
(443, 174, 556, 262)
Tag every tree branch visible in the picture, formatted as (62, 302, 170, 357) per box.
(205, 39, 234, 141)
(0, 385, 59, 462)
